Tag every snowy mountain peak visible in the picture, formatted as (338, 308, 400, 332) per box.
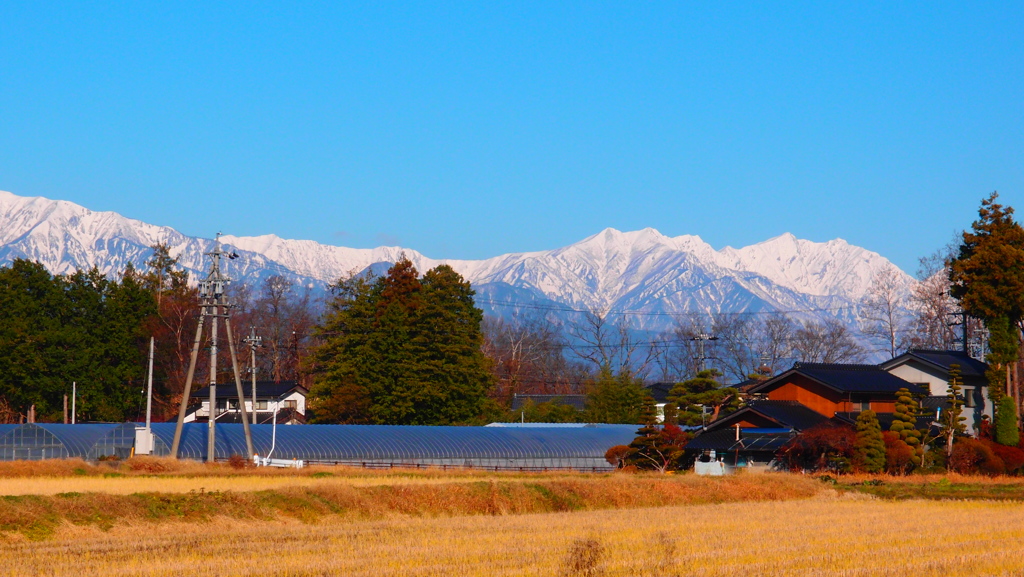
(0, 190, 911, 332)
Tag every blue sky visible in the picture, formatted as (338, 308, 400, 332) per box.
(1, 3, 1021, 273)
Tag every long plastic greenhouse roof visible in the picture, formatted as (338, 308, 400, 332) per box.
(149, 423, 639, 461)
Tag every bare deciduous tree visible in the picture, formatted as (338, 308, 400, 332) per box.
(792, 318, 866, 364)
(859, 265, 911, 358)
(481, 313, 586, 398)
(567, 308, 661, 379)
(906, 247, 962, 350)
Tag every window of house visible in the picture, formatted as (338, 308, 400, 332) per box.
(216, 399, 227, 410)
(256, 400, 268, 410)
(228, 400, 239, 410)
(284, 400, 297, 410)
(854, 401, 870, 412)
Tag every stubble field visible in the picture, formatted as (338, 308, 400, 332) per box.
(1, 460, 1024, 576)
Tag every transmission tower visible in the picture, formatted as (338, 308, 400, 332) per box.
(171, 234, 254, 461)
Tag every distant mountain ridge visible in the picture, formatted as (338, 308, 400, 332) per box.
(0, 190, 912, 331)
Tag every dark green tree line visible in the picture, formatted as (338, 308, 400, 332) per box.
(0, 259, 157, 422)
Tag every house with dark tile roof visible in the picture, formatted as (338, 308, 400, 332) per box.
(746, 363, 925, 418)
(186, 380, 307, 425)
(880, 349, 991, 434)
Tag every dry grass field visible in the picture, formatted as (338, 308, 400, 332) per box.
(4, 496, 1024, 576)
(2, 460, 1024, 576)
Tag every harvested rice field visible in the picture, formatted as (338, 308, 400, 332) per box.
(4, 497, 1024, 576)
(1, 460, 1024, 576)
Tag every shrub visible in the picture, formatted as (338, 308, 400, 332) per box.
(882, 431, 915, 475)
(983, 440, 1024, 475)
(778, 423, 856, 473)
(604, 445, 631, 470)
(995, 396, 1020, 446)
(949, 438, 1005, 475)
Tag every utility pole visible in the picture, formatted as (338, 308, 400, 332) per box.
(691, 331, 718, 373)
(170, 234, 254, 461)
(244, 327, 262, 423)
(947, 311, 969, 353)
(146, 337, 155, 431)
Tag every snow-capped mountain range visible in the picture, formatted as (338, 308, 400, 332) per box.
(0, 190, 911, 331)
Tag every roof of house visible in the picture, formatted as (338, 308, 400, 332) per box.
(191, 381, 307, 400)
(749, 363, 924, 395)
(881, 349, 989, 378)
(510, 394, 588, 411)
(707, 400, 830, 432)
(686, 428, 795, 452)
(832, 411, 936, 431)
(643, 382, 674, 404)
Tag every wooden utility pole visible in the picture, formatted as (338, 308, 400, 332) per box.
(170, 235, 254, 461)
(63, 395, 68, 424)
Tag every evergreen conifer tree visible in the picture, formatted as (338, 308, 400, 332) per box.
(938, 364, 967, 467)
(854, 410, 886, 473)
(668, 369, 740, 426)
(996, 395, 1020, 447)
(584, 368, 647, 424)
(889, 387, 923, 467)
(308, 258, 494, 425)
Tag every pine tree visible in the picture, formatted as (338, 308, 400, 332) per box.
(668, 369, 740, 426)
(623, 396, 688, 472)
(938, 364, 967, 467)
(889, 387, 923, 467)
(854, 410, 886, 473)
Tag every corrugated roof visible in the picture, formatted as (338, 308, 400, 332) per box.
(149, 423, 638, 468)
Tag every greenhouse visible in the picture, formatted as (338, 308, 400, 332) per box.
(148, 423, 638, 471)
(0, 423, 137, 461)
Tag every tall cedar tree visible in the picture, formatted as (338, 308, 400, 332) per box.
(889, 387, 923, 467)
(668, 369, 740, 426)
(938, 364, 967, 466)
(0, 260, 156, 422)
(308, 259, 493, 425)
(949, 193, 1024, 443)
(854, 410, 886, 473)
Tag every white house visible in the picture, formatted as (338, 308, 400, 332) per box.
(184, 380, 308, 424)
(881, 349, 991, 435)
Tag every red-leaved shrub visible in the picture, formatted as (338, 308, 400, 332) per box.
(984, 440, 1024, 475)
(882, 431, 914, 475)
(949, 438, 1005, 475)
(778, 423, 857, 473)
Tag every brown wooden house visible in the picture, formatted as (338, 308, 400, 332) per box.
(746, 363, 926, 418)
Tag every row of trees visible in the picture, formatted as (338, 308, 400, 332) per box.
(0, 260, 155, 422)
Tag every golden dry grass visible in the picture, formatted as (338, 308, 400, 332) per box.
(0, 472, 823, 538)
(3, 496, 1024, 576)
